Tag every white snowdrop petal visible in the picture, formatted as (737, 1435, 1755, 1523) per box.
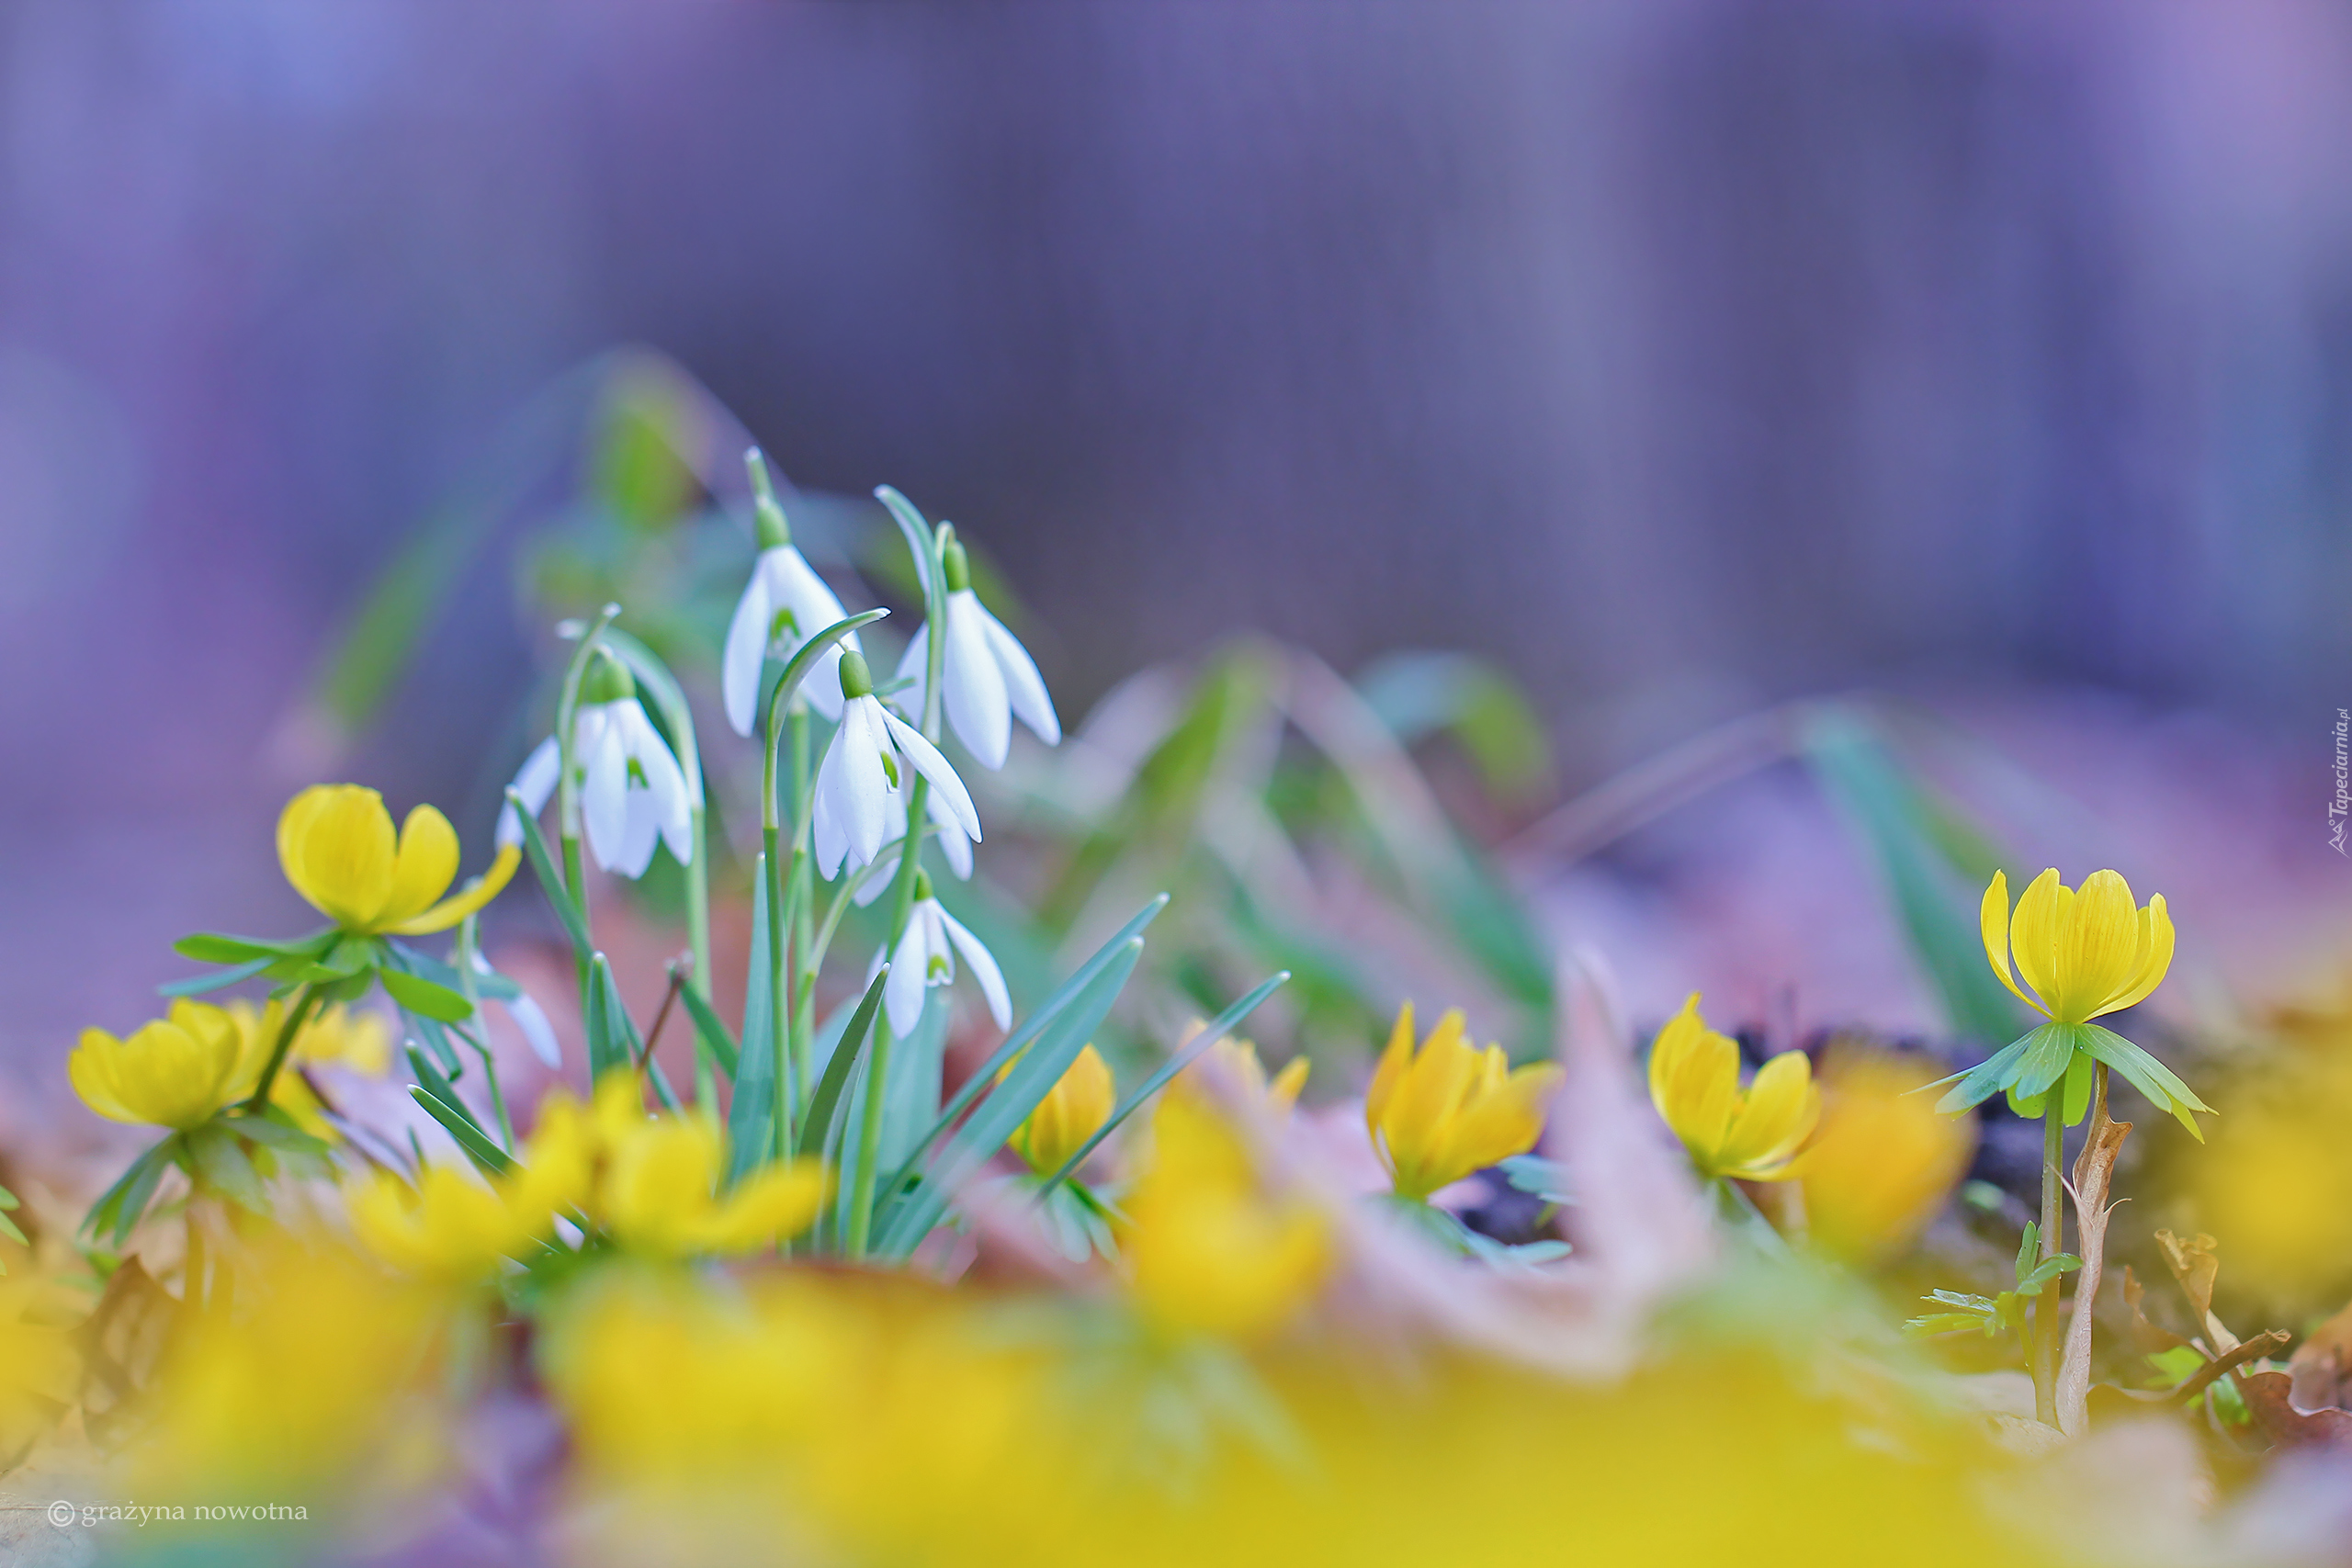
(883, 919, 929, 1038)
(720, 565, 775, 739)
(499, 735, 563, 848)
(878, 711, 980, 842)
(938, 907, 1012, 1031)
(890, 621, 931, 726)
(581, 711, 632, 872)
(977, 602, 1060, 746)
(810, 729, 852, 879)
(627, 708, 695, 865)
(836, 699, 893, 870)
(925, 789, 974, 880)
(943, 592, 1012, 770)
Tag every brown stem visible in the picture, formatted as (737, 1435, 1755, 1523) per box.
(2171, 1331, 2291, 1405)
(2057, 1065, 2132, 1436)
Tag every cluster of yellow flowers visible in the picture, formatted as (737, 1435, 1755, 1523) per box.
(73, 997, 387, 1134)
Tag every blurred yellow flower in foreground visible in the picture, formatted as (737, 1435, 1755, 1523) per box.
(602, 1113, 829, 1258)
(71, 999, 266, 1130)
(1789, 1045, 1975, 1262)
(1367, 1003, 1561, 1201)
(1982, 868, 2173, 1026)
(1123, 1092, 1329, 1339)
(1173, 1026, 1308, 1113)
(1647, 993, 1819, 1182)
(278, 783, 518, 937)
(1008, 1044, 1114, 1176)
(348, 1163, 563, 1282)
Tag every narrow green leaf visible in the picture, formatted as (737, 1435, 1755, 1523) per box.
(159, 956, 274, 998)
(726, 853, 777, 1183)
(585, 953, 645, 1082)
(410, 1086, 514, 1176)
(2059, 1046, 2096, 1126)
(381, 967, 475, 1023)
(1035, 969, 1291, 1197)
(185, 1122, 267, 1214)
(388, 941, 520, 999)
(677, 979, 740, 1081)
(1931, 1033, 2032, 1115)
(2010, 1021, 2081, 1101)
(409, 1015, 465, 1079)
(797, 964, 893, 1162)
(1802, 710, 2020, 1044)
(81, 1137, 177, 1244)
(407, 1043, 482, 1133)
(876, 938, 1143, 1257)
(882, 894, 1170, 1202)
(507, 785, 593, 959)
(2083, 1024, 2214, 1139)
(175, 932, 316, 964)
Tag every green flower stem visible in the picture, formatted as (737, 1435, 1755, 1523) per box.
(241, 983, 321, 1113)
(844, 513, 949, 1259)
(785, 704, 814, 1146)
(685, 803, 715, 1108)
(455, 918, 514, 1150)
(2033, 1106, 2064, 1426)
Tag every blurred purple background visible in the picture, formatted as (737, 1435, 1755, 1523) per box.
(6, 2, 2352, 1118)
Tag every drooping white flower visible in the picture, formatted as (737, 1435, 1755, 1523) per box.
(891, 536, 1058, 770)
(854, 787, 975, 907)
(867, 871, 1012, 1037)
(810, 652, 981, 880)
(496, 650, 693, 880)
(722, 452, 862, 732)
(470, 950, 562, 1070)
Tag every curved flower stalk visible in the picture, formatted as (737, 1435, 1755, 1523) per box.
(723, 449, 862, 731)
(1367, 1003, 1561, 1201)
(1008, 1045, 1115, 1177)
(1647, 993, 1820, 1183)
(891, 535, 1059, 770)
(281, 784, 517, 938)
(500, 650, 693, 880)
(867, 871, 1011, 1038)
(220, 999, 390, 1139)
(811, 652, 981, 880)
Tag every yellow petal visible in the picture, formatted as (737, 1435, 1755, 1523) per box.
(1383, 1012, 1479, 1196)
(1364, 1002, 1417, 1136)
(2008, 869, 2068, 1012)
(698, 1162, 829, 1252)
(1650, 997, 1738, 1168)
(1018, 1045, 1114, 1175)
(1980, 873, 2045, 1016)
(2093, 892, 2175, 1018)
(1431, 1063, 1562, 1179)
(2052, 870, 2142, 1023)
(384, 842, 522, 936)
(1716, 1050, 1820, 1179)
(69, 1030, 141, 1123)
(377, 805, 460, 929)
(1268, 1056, 1310, 1112)
(279, 784, 398, 930)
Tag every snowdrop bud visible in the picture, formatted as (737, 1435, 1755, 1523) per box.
(838, 649, 876, 703)
(941, 537, 971, 593)
(579, 648, 636, 706)
(913, 868, 934, 902)
(746, 448, 791, 551)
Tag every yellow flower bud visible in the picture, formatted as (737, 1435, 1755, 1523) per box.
(1646, 993, 1819, 1182)
(277, 783, 518, 937)
(601, 1114, 828, 1258)
(1171, 1026, 1308, 1114)
(1008, 1045, 1115, 1177)
(1981, 868, 2174, 1026)
(70, 1000, 266, 1131)
(348, 1164, 551, 1282)
(1365, 1003, 1561, 1201)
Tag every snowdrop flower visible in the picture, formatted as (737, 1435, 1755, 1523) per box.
(471, 950, 562, 1070)
(721, 452, 860, 732)
(811, 651, 981, 879)
(854, 787, 976, 907)
(868, 871, 1011, 1037)
(498, 650, 693, 880)
(892, 535, 1059, 770)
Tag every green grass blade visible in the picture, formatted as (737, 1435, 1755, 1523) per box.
(677, 979, 741, 1081)
(796, 964, 892, 1162)
(507, 785, 592, 959)
(410, 1086, 515, 1176)
(878, 894, 1170, 1204)
(875, 938, 1143, 1258)
(1034, 970, 1290, 1197)
(726, 852, 778, 1184)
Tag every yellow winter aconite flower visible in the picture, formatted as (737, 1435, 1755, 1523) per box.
(70, 999, 268, 1130)
(1007, 1045, 1114, 1176)
(601, 1114, 829, 1258)
(1981, 868, 2174, 1025)
(1647, 993, 1819, 1182)
(277, 783, 518, 937)
(1366, 1003, 1562, 1201)
(1172, 1025, 1308, 1114)
(1124, 1092, 1329, 1340)
(348, 1163, 558, 1282)
(1789, 1045, 1975, 1262)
